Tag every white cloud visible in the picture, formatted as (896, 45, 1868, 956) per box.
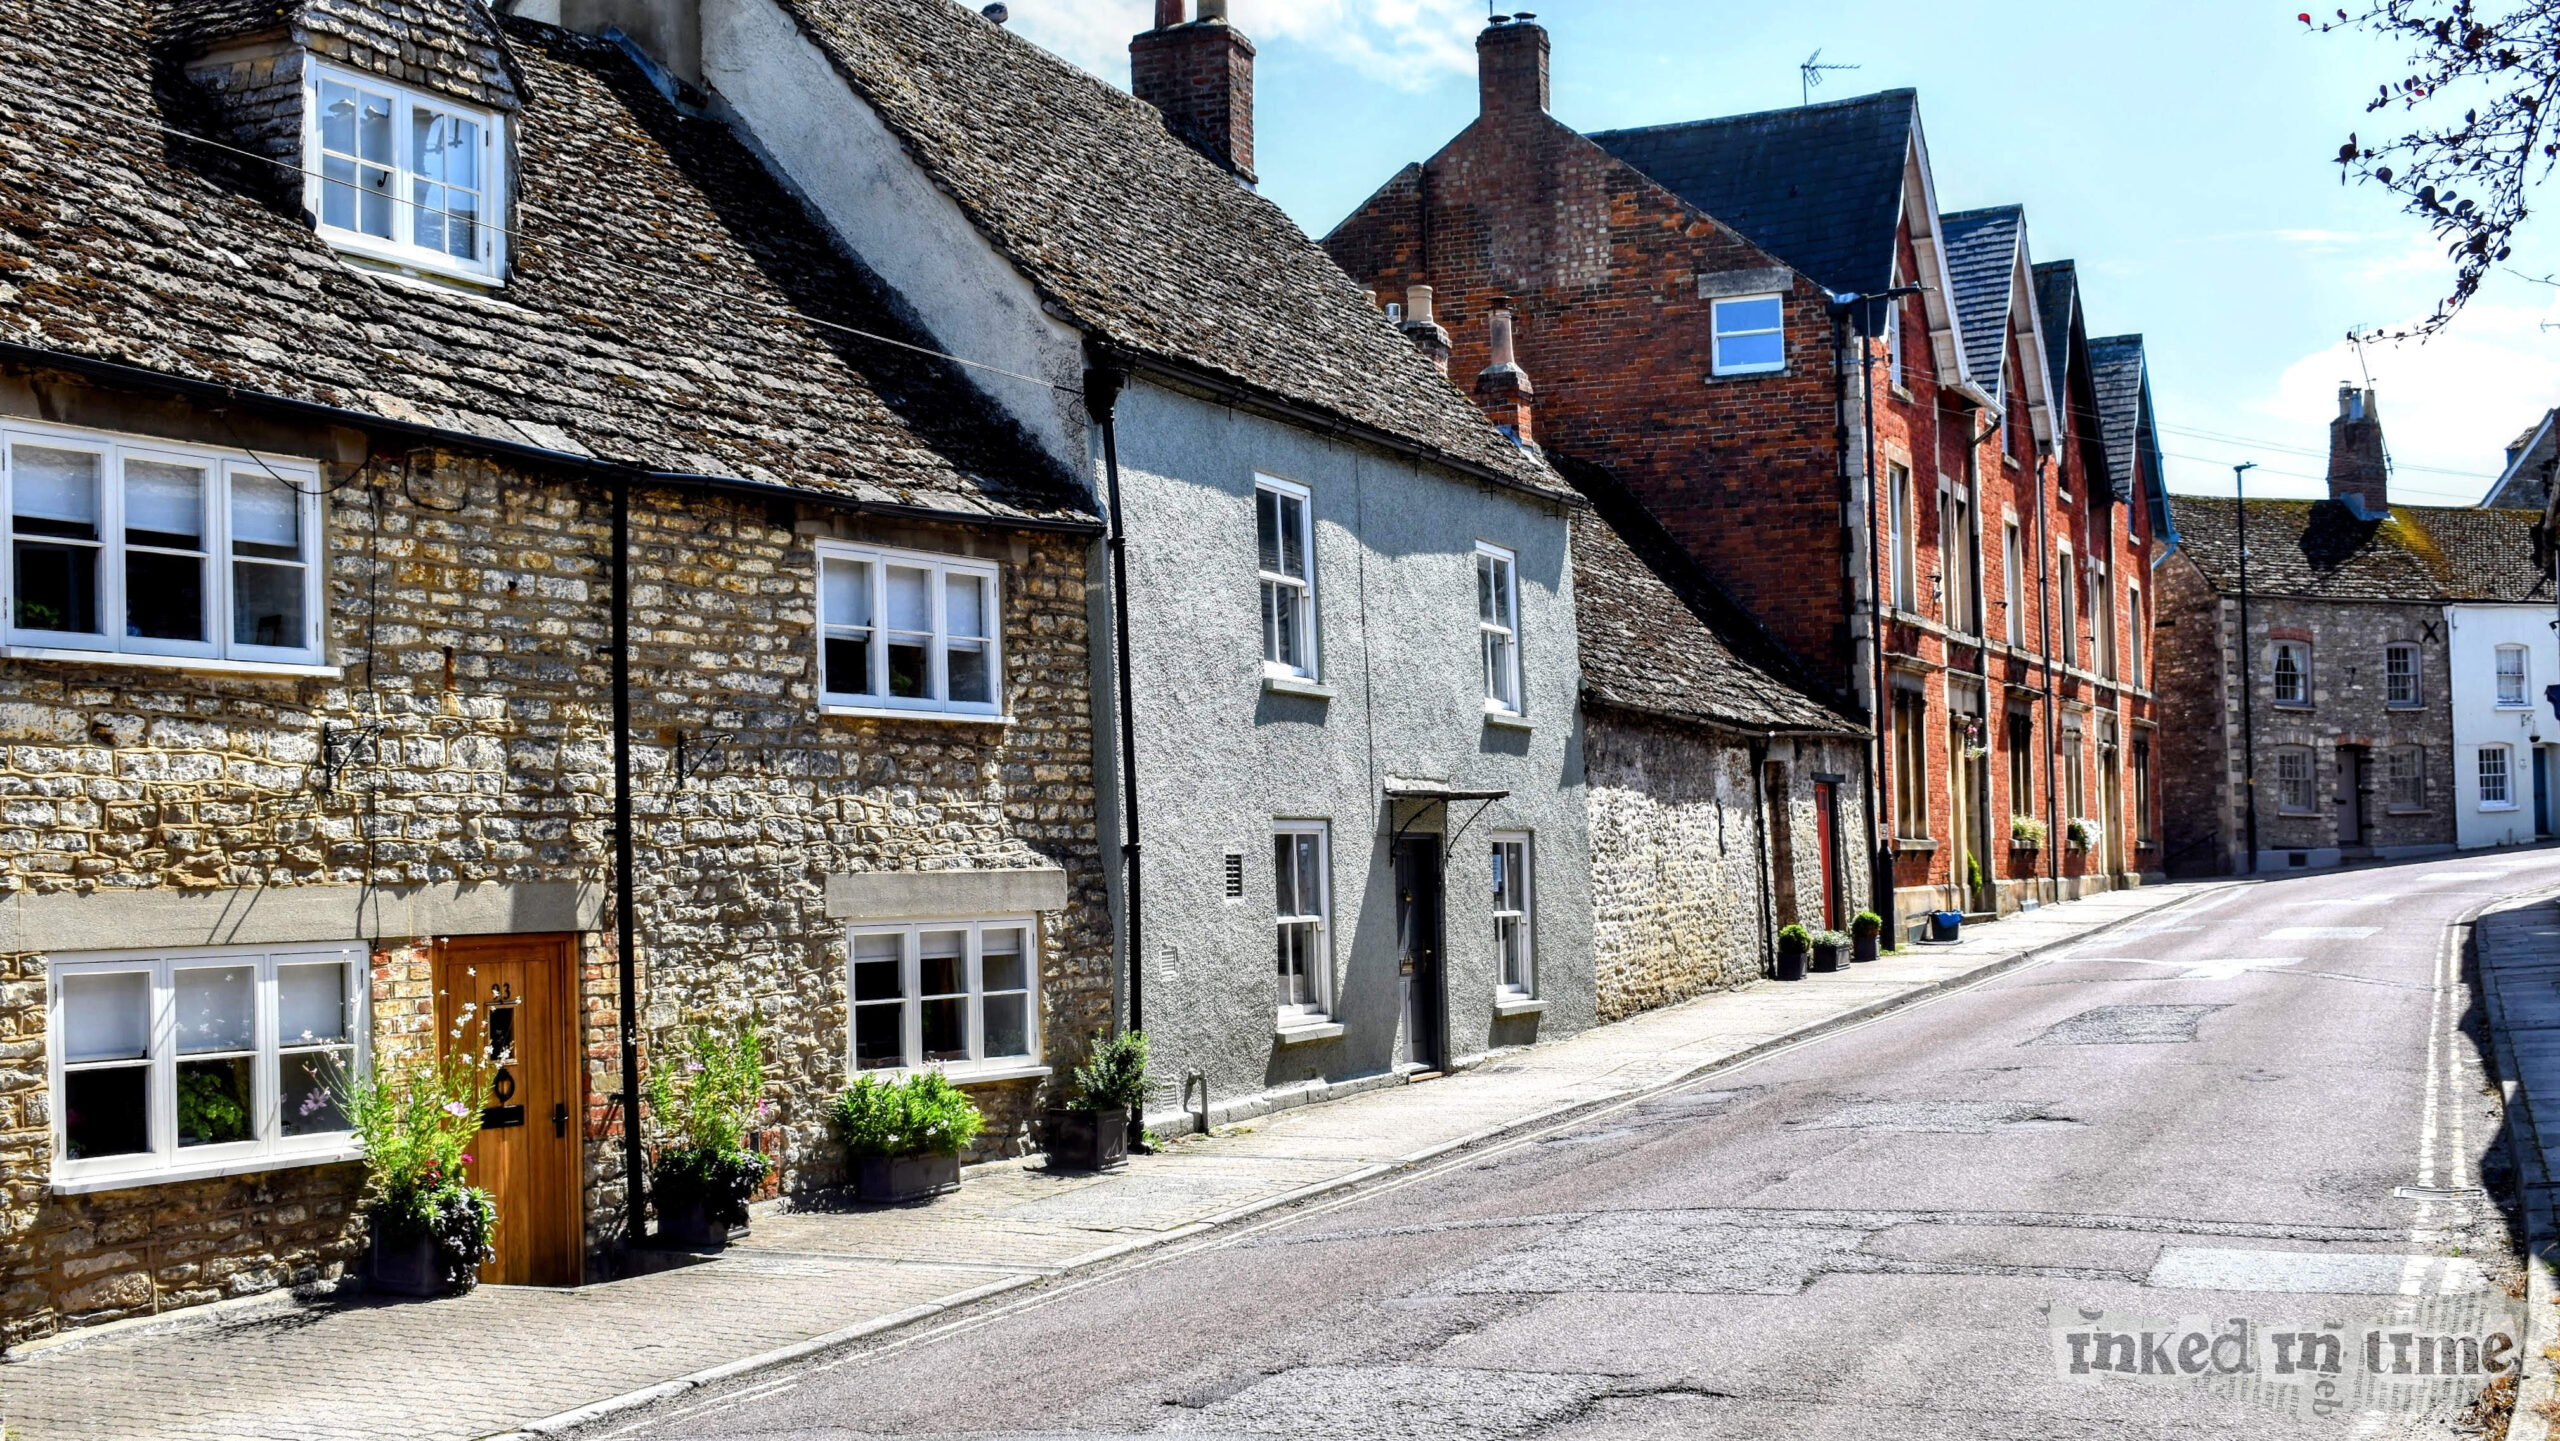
(2168, 295, 2560, 506)
(1000, 0, 1485, 89)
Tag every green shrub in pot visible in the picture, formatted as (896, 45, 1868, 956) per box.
(647, 1015, 774, 1248)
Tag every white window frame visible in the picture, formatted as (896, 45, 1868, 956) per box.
(1273, 821, 1333, 1023)
(1256, 476, 1319, 680)
(843, 918, 1043, 1082)
(2386, 643, 2421, 708)
(2, 420, 328, 672)
(2276, 746, 2316, 814)
(2497, 645, 2531, 709)
(815, 540, 1006, 722)
(1888, 464, 1917, 612)
(2092, 563, 2116, 679)
(1491, 832, 1534, 998)
(2057, 543, 2077, 664)
(1710, 294, 1787, 376)
(2481, 745, 2517, 810)
(2272, 641, 2310, 706)
(303, 62, 508, 285)
(1886, 297, 1905, 391)
(2127, 583, 2145, 687)
(2388, 745, 2426, 811)
(1476, 543, 1522, 716)
(48, 944, 368, 1193)
(2001, 520, 2023, 646)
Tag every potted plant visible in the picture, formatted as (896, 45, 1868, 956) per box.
(1810, 929, 1846, 973)
(1775, 923, 1809, 982)
(1048, 1029, 1148, 1172)
(832, 1071, 983, 1203)
(648, 1016, 775, 1251)
(342, 1048, 497, 1298)
(1850, 910, 1884, 964)
(2067, 816, 2103, 852)
(2010, 815, 2047, 851)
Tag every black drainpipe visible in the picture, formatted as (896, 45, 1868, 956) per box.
(610, 474, 645, 1245)
(1085, 362, 1144, 1033)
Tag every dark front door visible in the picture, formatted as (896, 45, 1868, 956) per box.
(1394, 836, 1443, 1070)
(2538, 748, 2553, 838)
(1814, 781, 1841, 930)
(2336, 747, 2366, 851)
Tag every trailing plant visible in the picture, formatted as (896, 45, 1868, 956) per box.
(2067, 816, 2103, 851)
(1071, 1030, 1151, 1114)
(2010, 815, 2048, 850)
(1850, 911, 1884, 939)
(1813, 930, 1850, 950)
(832, 1070, 985, 1158)
(1776, 923, 1811, 951)
(1966, 852, 1985, 894)
(339, 1045, 498, 1290)
(648, 1015, 775, 1230)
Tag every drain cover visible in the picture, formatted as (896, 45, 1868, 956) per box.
(2394, 1185, 2488, 1202)
(2031, 1004, 2226, 1046)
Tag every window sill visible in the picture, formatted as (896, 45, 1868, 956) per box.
(1274, 1019, 1344, 1045)
(1893, 838, 1938, 854)
(820, 705, 1013, 727)
(1, 646, 340, 679)
(2482, 804, 2522, 814)
(1483, 709, 1534, 733)
(53, 1144, 360, 1196)
(1262, 673, 1336, 701)
(323, 233, 506, 292)
(1492, 996, 1547, 1019)
(1706, 367, 1790, 383)
(859, 1061, 1052, 1087)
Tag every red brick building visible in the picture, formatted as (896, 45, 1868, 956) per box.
(1325, 16, 2167, 929)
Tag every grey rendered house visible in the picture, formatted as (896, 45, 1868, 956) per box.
(545, 0, 1596, 1123)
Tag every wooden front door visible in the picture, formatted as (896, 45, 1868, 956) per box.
(437, 934, 581, 1287)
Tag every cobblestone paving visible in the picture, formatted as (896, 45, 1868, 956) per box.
(0, 884, 2201, 1441)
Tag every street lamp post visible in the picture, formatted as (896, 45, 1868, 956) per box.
(2234, 462, 2259, 876)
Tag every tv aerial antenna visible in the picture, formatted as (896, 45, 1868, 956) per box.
(1802, 49, 1859, 105)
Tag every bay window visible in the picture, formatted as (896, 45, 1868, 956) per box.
(4, 423, 325, 668)
(847, 919, 1039, 1077)
(817, 541, 1004, 719)
(51, 946, 365, 1191)
(308, 66, 507, 282)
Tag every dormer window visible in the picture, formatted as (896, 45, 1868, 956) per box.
(306, 66, 506, 283)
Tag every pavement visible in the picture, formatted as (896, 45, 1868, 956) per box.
(0, 880, 2214, 1441)
(2471, 882, 2560, 1441)
(568, 848, 2558, 1441)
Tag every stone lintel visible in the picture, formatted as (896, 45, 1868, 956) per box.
(0, 881, 605, 954)
(824, 868, 1070, 920)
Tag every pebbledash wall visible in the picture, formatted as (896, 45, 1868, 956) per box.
(1583, 713, 1869, 1020)
(0, 369, 1111, 1345)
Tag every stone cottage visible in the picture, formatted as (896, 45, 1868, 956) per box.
(2157, 387, 2545, 874)
(0, 0, 1116, 1340)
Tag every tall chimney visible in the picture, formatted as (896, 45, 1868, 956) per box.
(1477, 15, 1551, 123)
(2327, 384, 2390, 516)
(1474, 298, 1536, 449)
(1130, 1, 1257, 183)
(1401, 285, 1451, 374)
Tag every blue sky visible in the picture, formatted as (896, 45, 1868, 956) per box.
(1005, 0, 2560, 508)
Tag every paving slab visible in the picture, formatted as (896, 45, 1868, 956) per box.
(0, 880, 2210, 1441)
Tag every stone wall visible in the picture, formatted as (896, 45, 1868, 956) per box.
(0, 372, 1110, 1344)
(1586, 711, 1869, 1021)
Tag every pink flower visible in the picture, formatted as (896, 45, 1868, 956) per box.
(460, 1153, 473, 1165)
(443, 1101, 471, 1118)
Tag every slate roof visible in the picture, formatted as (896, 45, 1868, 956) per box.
(2032, 260, 2080, 432)
(2483, 407, 2558, 509)
(775, 0, 1568, 502)
(1940, 207, 2022, 400)
(0, 4, 1089, 524)
(1587, 89, 1917, 299)
(1560, 458, 1863, 736)
(2089, 335, 2154, 513)
(2167, 497, 2548, 604)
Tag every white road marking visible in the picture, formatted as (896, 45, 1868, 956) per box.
(2056, 956, 2306, 980)
(2147, 1247, 2490, 1295)
(2264, 927, 2381, 940)
(2275, 896, 2397, 907)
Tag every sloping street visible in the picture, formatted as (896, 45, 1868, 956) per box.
(596, 852, 2552, 1441)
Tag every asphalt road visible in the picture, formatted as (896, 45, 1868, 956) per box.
(596, 852, 2560, 1441)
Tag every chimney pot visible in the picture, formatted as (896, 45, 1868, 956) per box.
(1152, 0, 1183, 28)
(1474, 299, 1536, 450)
(1196, 0, 1228, 19)
(1406, 285, 1435, 326)
(1399, 285, 1451, 374)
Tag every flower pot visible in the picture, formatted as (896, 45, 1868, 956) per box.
(1045, 1107, 1129, 1172)
(856, 1151, 962, 1204)
(657, 1198, 733, 1251)
(1930, 910, 1963, 943)
(366, 1219, 444, 1298)
(1810, 941, 1842, 973)
(1774, 941, 1806, 982)
(1852, 932, 1880, 964)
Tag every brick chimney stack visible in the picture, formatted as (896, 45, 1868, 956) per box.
(1131, 0, 1257, 184)
(1474, 298, 1536, 449)
(2327, 384, 2390, 516)
(1477, 14, 1550, 123)
(1401, 285, 1452, 373)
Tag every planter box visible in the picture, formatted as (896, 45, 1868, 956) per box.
(1774, 943, 1806, 982)
(1045, 1107, 1129, 1172)
(656, 1199, 736, 1251)
(1810, 942, 1843, 973)
(366, 1221, 444, 1298)
(1852, 933, 1880, 964)
(856, 1151, 962, 1204)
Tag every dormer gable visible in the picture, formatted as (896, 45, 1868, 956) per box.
(161, 0, 518, 285)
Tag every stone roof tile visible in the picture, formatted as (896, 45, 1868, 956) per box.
(2168, 496, 2548, 604)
